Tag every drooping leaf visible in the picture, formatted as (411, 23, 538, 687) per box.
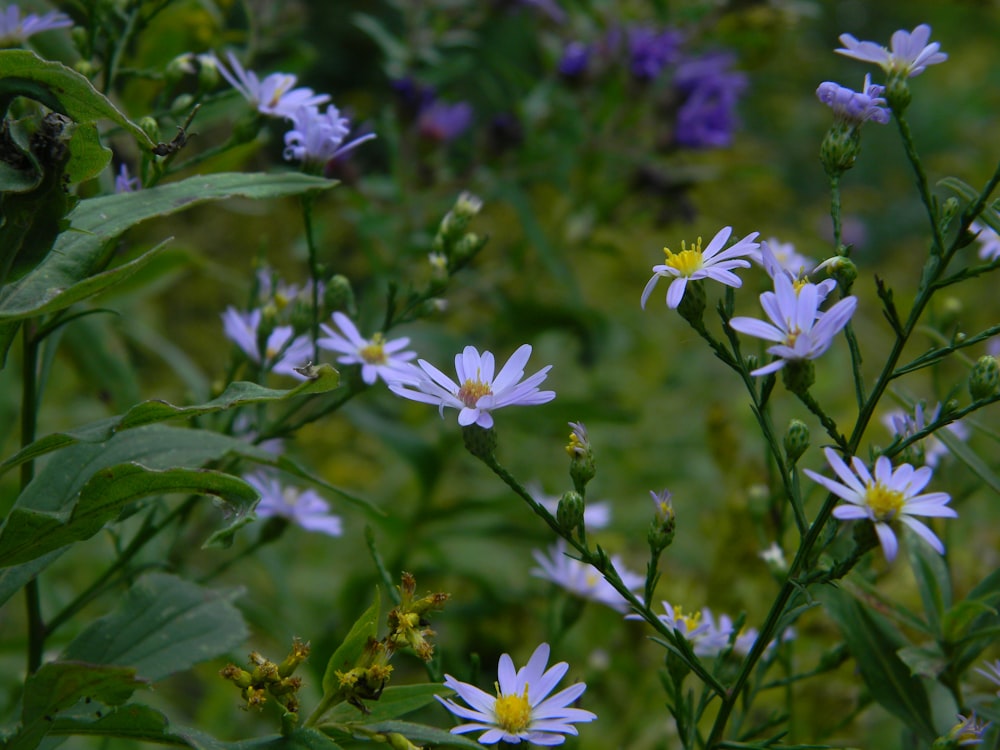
(0, 172, 338, 323)
(952, 564, 1000, 673)
(322, 684, 454, 724)
(817, 585, 936, 742)
(61, 573, 247, 682)
(321, 591, 381, 698)
(0, 366, 340, 477)
(905, 530, 951, 635)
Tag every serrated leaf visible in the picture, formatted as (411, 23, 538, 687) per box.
(0, 463, 258, 566)
(817, 585, 936, 742)
(0, 366, 340, 478)
(321, 591, 381, 698)
(0, 172, 338, 322)
(323, 684, 453, 724)
(61, 573, 247, 682)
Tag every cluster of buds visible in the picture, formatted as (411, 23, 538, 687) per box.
(566, 421, 596, 494)
(386, 572, 450, 661)
(220, 638, 310, 716)
(334, 638, 395, 713)
(429, 192, 487, 285)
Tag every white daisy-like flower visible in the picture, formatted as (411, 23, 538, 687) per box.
(244, 471, 342, 537)
(835, 24, 947, 78)
(221, 307, 313, 378)
(751, 238, 818, 279)
(389, 344, 555, 429)
(883, 402, 969, 468)
(531, 540, 641, 613)
(641, 226, 760, 309)
(437, 643, 596, 746)
(318, 312, 416, 386)
(214, 51, 330, 118)
(803, 446, 956, 562)
(971, 221, 1000, 262)
(728, 273, 857, 376)
(528, 482, 611, 530)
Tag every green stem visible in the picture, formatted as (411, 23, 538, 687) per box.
(829, 174, 843, 252)
(21, 322, 43, 674)
(102, 5, 141, 95)
(302, 194, 321, 364)
(894, 113, 947, 257)
(794, 390, 848, 453)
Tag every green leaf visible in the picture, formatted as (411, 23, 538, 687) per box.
(8, 661, 146, 750)
(61, 573, 247, 682)
(49, 702, 198, 746)
(0, 366, 340, 477)
(0, 50, 154, 149)
(952, 564, 1000, 672)
(0, 463, 258, 566)
(321, 591, 381, 698)
(896, 642, 947, 679)
(362, 721, 483, 749)
(939, 176, 1000, 235)
(905, 530, 951, 635)
(937, 428, 1000, 496)
(942, 599, 996, 645)
(0, 551, 62, 608)
(817, 585, 936, 742)
(0, 172, 338, 322)
(323, 684, 453, 724)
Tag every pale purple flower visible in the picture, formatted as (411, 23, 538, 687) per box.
(946, 713, 990, 746)
(531, 540, 640, 612)
(816, 74, 891, 124)
(283, 105, 376, 167)
(214, 51, 329, 118)
(804, 447, 956, 562)
(883, 402, 969, 468)
(437, 643, 596, 746)
(728, 273, 857, 376)
(221, 307, 313, 378)
(971, 221, 1000, 262)
(641, 226, 760, 309)
(643, 602, 733, 657)
(558, 41, 590, 78)
(317, 312, 416, 386)
(674, 52, 747, 149)
(751, 238, 821, 281)
(244, 471, 342, 536)
(0, 5, 72, 45)
(389, 344, 554, 429)
(835, 24, 947, 78)
(418, 100, 473, 142)
(114, 163, 140, 193)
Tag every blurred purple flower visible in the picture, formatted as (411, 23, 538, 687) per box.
(391, 77, 437, 116)
(114, 163, 140, 193)
(244, 471, 342, 536)
(627, 26, 683, 81)
(0, 5, 72, 45)
(816, 74, 891, 125)
(674, 52, 747, 148)
(418, 100, 474, 142)
(558, 41, 591, 78)
(283, 104, 376, 169)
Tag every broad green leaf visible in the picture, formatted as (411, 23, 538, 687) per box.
(323, 684, 454, 724)
(0, 172, 338, 322)
(225, 728, 344, 749)
(0, 50, 154, 149)
(0, 551, 62, 609)
(8, 661, 145, 750)
(359, 721, 482, 749)
(0, 365, 340, 476)
(61, 573, 247, 682)
(321, 591, 381, 697)
(817, 585, 936, 742)
(62, 311, 141, 411)
(897, 643, 947, 679)
(50, 703, 196, 746)
(905, 530, 951, 635)
(0, 463, 258, 566)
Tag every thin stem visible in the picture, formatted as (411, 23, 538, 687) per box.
(894, 113, 947, 257)
(21, 322, 44, 674)
(302, 194, 322, 364)
(829, 174, 843, 251)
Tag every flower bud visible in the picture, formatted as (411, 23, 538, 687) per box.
(819, 255, 858, 293)
(556, 491, 585, 534)
(819, 122, 862, 177)
(138, 116, 160, 144)
(783, 419, 810, 463)
(969, 355, 999, 400)
(676, 279, 706, 326)
(165, 54, 195, 87)
(781, 359, 815, 395)
(885, 75, 912, 113)
(323, 274, 356, 315)
(647, 489, 676, 554)
(462, 424, 497, 460)
(196, 54, 220, 93)
(566, 422, 596, 493)
(278, 638, 310, 678)
(73, 60, 97, 78)
(452, 232, 487, 265)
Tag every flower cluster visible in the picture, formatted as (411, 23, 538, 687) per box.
(437, 643, 596, 746)
(221, 307, 313, 379)
(531, 540, 642, 613)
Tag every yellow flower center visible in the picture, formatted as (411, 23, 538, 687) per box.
(674, 606, 701, 635)
(494, 686, 532, 733)
(268, 79, 294, 108)
(457, 376, 492, 407)
(865, 481, 905, 520)
(360, 334, 388, 365)
(662, 238, 704, 278)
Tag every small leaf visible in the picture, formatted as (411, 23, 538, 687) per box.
(61, 573, 247, 682)
(321, 591, 381, 698)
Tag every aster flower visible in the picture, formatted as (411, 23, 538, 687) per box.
(883, 401, 968, 468)
(751, 238, 821, 282)
(641, 226, 760, 309)
(214, 51, 329, 118)
(317, 312, 416, 386)
(283, 105, 376, 169)
(114, 164, 140, 194)
(417, 100, 474, 142)
(637, 602, 733, 657)
(674, 52, 748, 149)
(816, 74, 891, 124)
(835, 24, 947, 78)
(803, 446, 956, 562)
(945, 713, 990, 747)
(626, 25, 683, 81)
(0, 5, 72, 46)
(437, 643, 596, 746)
(221, 307, 313, 378)
(728, 272, 857, 376)
(531, 540, 640, 612)
(558, 41, 590, 78)
(244, 471, 342, 536)
(971, 221, 1000, 262)
(388, 344, 555, 429)
(528, 483, 611, 529)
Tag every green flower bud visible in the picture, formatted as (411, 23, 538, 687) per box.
(323, 274, 356, 316)
(138, 116, 160, 144)
(196, 54, 220, 93)
(165, 54, 195, 87)
(452, 232, 487, 266)
(462, 424, 497, 460)
(818, 255, 858, 293)
(170, 93, 194, 115)
(73, 60, 97, 78)
(647, 489, 676, 554)
(783, 419, 811, 463)
(969, 355, 999, 400)
(885, 75, 912, 113)
(820, 122, 862, 177)
(566, 422, 596, 493)
(676, 279, 706, 326)
(70, 27, 89, 56)
(781, 359, 815, 395)
(556, 491, 585, 534)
